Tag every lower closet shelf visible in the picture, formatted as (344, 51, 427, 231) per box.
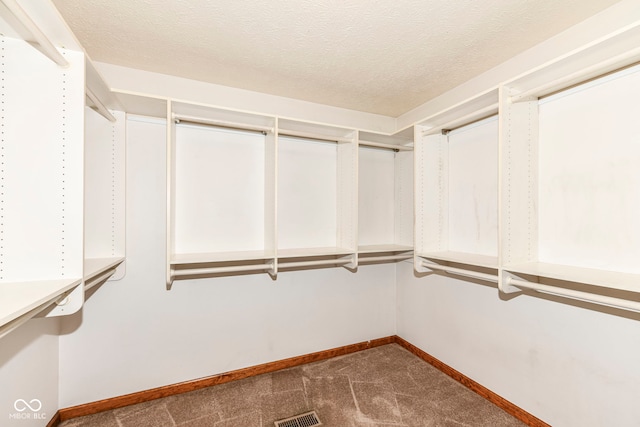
(503, 261, 640, 293)
(0, 278, 83, 338)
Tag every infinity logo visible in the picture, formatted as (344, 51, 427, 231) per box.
(14, 399, 42, 412)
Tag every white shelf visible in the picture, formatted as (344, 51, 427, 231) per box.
(418, 89, 499, 135)
(358, 244, 413, 254)
(84, 257, 125, 280)
(171, 250, 275, 265)
(0, 279, 83, 327)
(506, 21, 640, 102)
(112, 90, 168, 118)
(277, 247, 354, 259)
(504, 262, 640, 294)
(417, 251, 498, 269)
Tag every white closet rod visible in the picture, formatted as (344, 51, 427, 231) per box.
(505, 276, 640, 313)
(359, 140, 413, 152)
(279, 129, 352, 144)
(86, 87, 117, 123)
(421, 104, 498, 136)
(360, 254, 412, 263)
(510, 49, 640, 103)
(0, 0, 68, 67)
(420, 260, 499, 283)
(173, 263, 273, 277)
(173, 114, 274, 134)
(278, 258, 351, 269)
(84, 268, 118, 291)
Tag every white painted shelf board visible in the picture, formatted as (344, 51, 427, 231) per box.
(359, 131, 413, 147)
(171, 250, 275, 265)
(418, 89, 499, 133)
(172, 101, 275, 129)
(504, 262, 640, 294)
(418, 251, 498, 269)
(84, 257, 124, 280)
(358, 244, 413, 254)
(506, 21, 640, 100)
(112, 90, 168, 118)
(0, 279, 83, 326)
(277, 247, 354, 258)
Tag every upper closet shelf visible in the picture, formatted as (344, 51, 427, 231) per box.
(113, 90, 168, 118)
(506, 20, 640, 101)
(417, 89, 499, 135)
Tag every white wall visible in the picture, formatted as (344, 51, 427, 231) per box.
(57, 116, 397, 407)
(0, 318, 59, 427)
(396, 263, 640, 426)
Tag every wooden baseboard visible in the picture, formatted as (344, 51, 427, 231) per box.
(57, 336, 394, 422)
(46, 411, 61, 427)
(53, 335, 547, 427)
(393, 336, 550, 427)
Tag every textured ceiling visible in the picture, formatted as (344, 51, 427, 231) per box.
(52, 0, 621, 116)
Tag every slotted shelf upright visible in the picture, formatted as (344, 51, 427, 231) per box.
(1, 31, 127, 338)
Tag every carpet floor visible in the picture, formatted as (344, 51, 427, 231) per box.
(59, 344, 526, 427)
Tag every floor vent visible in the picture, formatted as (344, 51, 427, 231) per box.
(274, 410, 322, 427)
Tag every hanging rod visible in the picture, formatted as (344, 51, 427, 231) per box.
(0, 0, 68, 67)
(359, 140, 413, 152)
(173, 114, 274, 134)
(86, 87, 117, 123)
(359, 254, 412, 263)
(279, 129, 353, 144)
(84, 267, 118, 291)
(420, 260, 499, 283)
(510, 50, 640, 103)
(505, 276, 640, 313)
(173, 263, 273, 278)
(421, 104, 499, 136)
(278, 258, 351, 269)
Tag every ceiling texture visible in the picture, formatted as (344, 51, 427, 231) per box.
(52, 0, 621, 116)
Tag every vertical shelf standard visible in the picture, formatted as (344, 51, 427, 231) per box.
(0, 36, 85, 337)
(83, 107, 126, 290)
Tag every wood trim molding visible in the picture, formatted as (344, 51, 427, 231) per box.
(54, 335, 548, 427)
(57, 336, 394, 421)
(46, 412, 61, 427)
(393, 335, 551, 427)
